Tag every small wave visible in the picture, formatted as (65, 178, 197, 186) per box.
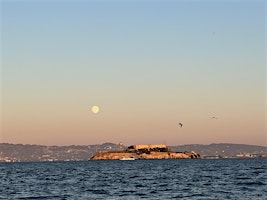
(237, 181, 266, 186)
(86, 189, 109, 195)
(235, 176, 250, 180)
(135, 183, 146, 188)
(18, 195, 67, 199)
(136, 193, 147, 196)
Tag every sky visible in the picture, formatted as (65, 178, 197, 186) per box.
(0, 0, 266, 146)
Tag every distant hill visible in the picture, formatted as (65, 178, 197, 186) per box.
(0, 142, 124, 162)
(170, 143, 267, 158)
(0, 143, 266, 162)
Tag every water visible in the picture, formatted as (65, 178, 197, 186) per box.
(0, 158, 266, 199)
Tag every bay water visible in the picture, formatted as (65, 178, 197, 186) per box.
(1, 158, 266, 199)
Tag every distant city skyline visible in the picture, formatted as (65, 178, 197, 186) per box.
(1, 0, 266, 146)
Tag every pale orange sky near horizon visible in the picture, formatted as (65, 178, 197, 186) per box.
(1, 1, 266, 147)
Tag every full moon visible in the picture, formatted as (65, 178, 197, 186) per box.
(91, 106, 100, 114)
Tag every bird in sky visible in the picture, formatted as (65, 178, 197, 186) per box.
(178, 123, 183, 128)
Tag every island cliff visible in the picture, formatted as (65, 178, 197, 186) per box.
(90, 144, 200, 160)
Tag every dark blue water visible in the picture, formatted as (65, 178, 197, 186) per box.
(0, 158, 266, 199)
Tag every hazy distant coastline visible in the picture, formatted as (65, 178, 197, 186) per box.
(1, 143, 267, 162)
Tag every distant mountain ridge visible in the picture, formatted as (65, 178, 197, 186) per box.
(169, 143, 267, 158)
(0, 143, 266, 162)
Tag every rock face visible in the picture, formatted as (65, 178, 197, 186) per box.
(91, 152, 137, 160)
(184, 151, 201, 159)
(90, 145, 201, 160)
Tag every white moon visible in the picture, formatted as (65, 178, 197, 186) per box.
(91, 106, 100, 114)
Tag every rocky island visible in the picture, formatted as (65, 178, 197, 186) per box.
(90, 144, 200, 160)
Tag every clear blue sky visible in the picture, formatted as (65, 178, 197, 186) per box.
(1, 0, 266, 146)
